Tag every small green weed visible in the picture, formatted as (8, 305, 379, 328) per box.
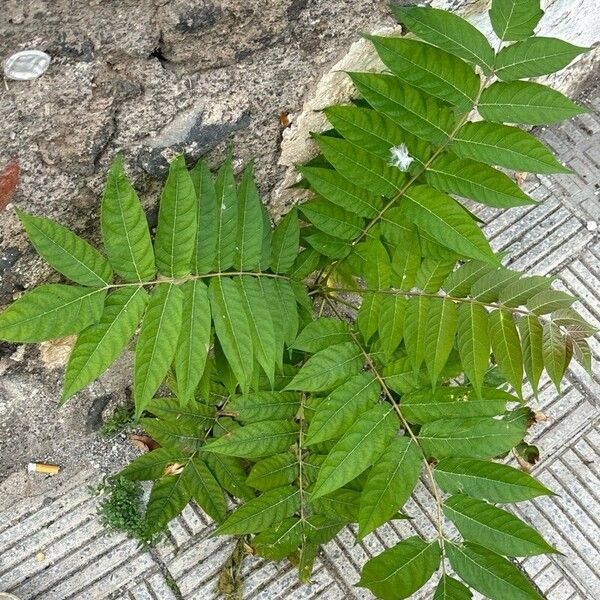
(99, 404, 135, 438)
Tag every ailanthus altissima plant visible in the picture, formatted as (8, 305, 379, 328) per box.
(1, 1, 596, 598)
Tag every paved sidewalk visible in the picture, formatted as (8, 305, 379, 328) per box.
(1, 88, 599, 600)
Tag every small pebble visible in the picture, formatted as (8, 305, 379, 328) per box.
(36, 551, 46, 561)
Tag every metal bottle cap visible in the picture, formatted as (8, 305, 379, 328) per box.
(3, 50, 51, 81)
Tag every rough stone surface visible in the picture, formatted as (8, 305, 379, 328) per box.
(1, 0, 599, 598)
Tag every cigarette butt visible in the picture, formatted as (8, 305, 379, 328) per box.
(27, 462, 60, 475)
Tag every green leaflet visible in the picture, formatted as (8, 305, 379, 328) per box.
(209, 277, 254, 393)
(392, 5, 494, 72)
(145, 396, 215, 426)
(235, 162, 264, 270)
(204, 420, 298, 458)
(174, 280, 211, 405)
(271, 209, 300, 273)
(214, 158, 238, 271)
(186, 456, 227, 522)
(434, 457, 554, 503)
(190, 159, 218, 274)
(498, 275, 551, 307)
(425, 297, 458, 386)
(358, 537, 441, 600)
(17, 209, 112, 287)
(304, 231, 351, 260)
(63, 286, 149, 401)
(447, 542, 544, 600)
(457, 303, 490, 396)
(285, 342, 364, 393)
(204, 453, 255, 501)
(298, 166, 383, 218)
(365, 35, 480, 110)
(444, 494, 556, 556)
(471, 267, 520, 302)
(247, 453, 298, 491)
(543, 321, 570, 391)
(146, 471, 192, 534)
(527, 289, 574, 314)
(378, 294, 406, 358)
(310, 488, 360, 523)
(401, 185, 497, 264)
(323, 104, 431, 167)
(489, 309, 524, 397)
(271, 279, 299, 345)
(120, 447, 187, 481)
(489, 0, 543, 41)
(518, 314, 544, 395)
(288, 248, 320, 281)
(443, 261, 496, 297)
(305, 372, 380, 446)
(452, 122, 571, 174)
(402, 386, 513, 425)
(479, 81, 587, 124)
(133, 283, 184, 416)
(403, 296, 430, 374)
(314, 134, 405, 197)
(292, 318, 351, 353)
(433, 575, 473, 600)
(357, 437, 421, 540)
(0, 285, 105, 342)
(215, 486, 301, 535)
(154, 155, 197, 277)
(495, 37, 589, 81)
(236, 275, 277, 386)
(101, 156, 155, 282)
(228, 391, 299, 423)
(253, 518, 304, 560)
(311, 404, 397, 499)
(140, 416, 204, 453)
(426, 154, 535, 209)
(349, 72, 455, 144)
(418, 417, 525, 459)
(300, 199, 364, 241)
